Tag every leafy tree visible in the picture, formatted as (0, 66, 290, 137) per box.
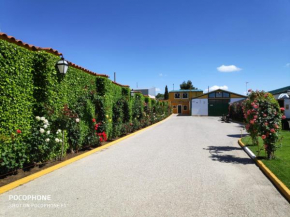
(180, 80, 197, 90)
(156, 93, 164, 100)
(164, 85, 169, 100)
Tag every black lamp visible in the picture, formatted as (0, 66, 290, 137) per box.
(56, 57, 69, 74)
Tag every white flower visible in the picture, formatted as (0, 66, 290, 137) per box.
(59, 139, 62, 143)
(40, 128, 45, 134)
(44, 119, 49, 124)
(40, 117, 45, 121)
(43, 125, 48, 129)
(55, 138, 60, 143)
(56, 129, 61, 135)
(76, 118, 80, 123)
(46, 131, 50, 135)
(36, 116, 40, 121)
(45, 138, 50, 142)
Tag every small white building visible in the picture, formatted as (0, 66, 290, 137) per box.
(269, 86, 290, 118)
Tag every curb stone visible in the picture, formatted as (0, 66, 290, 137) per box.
(238, 138, 290, 202)
(0, 114, 173, 195)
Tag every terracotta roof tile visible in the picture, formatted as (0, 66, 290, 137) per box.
(0, 32, 109, 78)
(112, 81, 129, 88)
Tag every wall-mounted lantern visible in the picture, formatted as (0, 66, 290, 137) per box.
(56, 57, 69, 74)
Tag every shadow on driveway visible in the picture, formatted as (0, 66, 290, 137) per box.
(204, 146, 253, 165)
(227, 134, 249, 138)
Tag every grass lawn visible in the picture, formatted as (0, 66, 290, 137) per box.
(241, 130, 290, 189)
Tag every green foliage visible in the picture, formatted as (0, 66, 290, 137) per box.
(164, 85, 169, 100)
(229, 100, 244, 122)
(180, 80, 197, 90)
(243, 90, 284, 159)
(0, 39, 171, 174)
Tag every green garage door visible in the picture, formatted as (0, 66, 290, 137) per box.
(208, 99, 230, 116)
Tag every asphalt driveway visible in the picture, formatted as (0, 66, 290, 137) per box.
(0, 115, 289, 217)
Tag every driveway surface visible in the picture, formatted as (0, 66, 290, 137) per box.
(0, 115, 289, 217)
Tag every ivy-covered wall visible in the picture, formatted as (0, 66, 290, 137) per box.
(0, 39, 171, 175)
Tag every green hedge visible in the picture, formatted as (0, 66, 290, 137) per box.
(0, 39, 171, 175)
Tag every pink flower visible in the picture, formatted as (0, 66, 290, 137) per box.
(282, 115, 286, 120)
(281, 107, 285, 111)
(92, 118, 96, 123)
(264, 93, 269, 98)
(274, 124, 279, 129)
(247, 110, 251, 115)
(246, 124, 250, 130)
(261, 135, 266, 140)
(254, 115, 258, 119)
(263, 114, 267, 117)
(264, 122, 268, 126)
(254, 105, 259, 109)
(270, 129, 275, 133)
(250, 119, 255, 124)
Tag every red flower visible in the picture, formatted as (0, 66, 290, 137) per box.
(282, 115, 286, 120)
(94, 124, 99, 130)
(92, 118, 96, 123)
(253, 105, 259, 109)
(250, 119, 255, 124)
(270, 129, 275, 133)
(281, 107, 285, 111)
(261, 135, 266, 140)
(16, 129, 21, 134)
(100, 137, 103, 142)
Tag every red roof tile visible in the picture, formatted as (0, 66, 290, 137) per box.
(0, 32, 109, 78)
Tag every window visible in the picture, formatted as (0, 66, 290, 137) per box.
(175, 93, 180, 98)
(173, 105, 177, 108)
(182, 93, 188, 98)
(184, 105, 188, 110)
(209, 92, 215, 98)
(223, 92, 230, 98)
(216, 92, 223, 98)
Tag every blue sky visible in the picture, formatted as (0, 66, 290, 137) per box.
(1, 0, 290, 95)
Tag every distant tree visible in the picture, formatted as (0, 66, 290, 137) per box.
(164, 85, 169, 100)
(180, 80, 197, 90)
(155, 93, 164, 100)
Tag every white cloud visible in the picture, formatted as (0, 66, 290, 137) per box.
(204, 85, 229, 93)
(155, 88, 161, 92)
(286, 63, 290, 67)
(217, 65, 242, 72)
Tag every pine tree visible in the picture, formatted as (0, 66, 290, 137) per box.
(164, 85, 169, 100)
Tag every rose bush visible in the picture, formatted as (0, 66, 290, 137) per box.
(243, 90, 284, 159)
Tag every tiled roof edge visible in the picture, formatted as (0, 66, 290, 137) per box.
(0, 32, 109, 78)
(112, 81, 129, 88)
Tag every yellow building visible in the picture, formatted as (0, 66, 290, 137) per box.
(169, 89, 203, 115)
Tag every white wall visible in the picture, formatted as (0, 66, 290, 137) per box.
(230, 98, 245, 103)
(284, 99, 290, 118)
(191, 99, 208, 116)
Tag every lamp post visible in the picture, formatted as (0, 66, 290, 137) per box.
(56, 57, 69, 74)
(56, 56, 69, 160)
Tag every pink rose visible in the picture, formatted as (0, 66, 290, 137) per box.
(250, 119, 255, 124)
(270, 129, 275, 133)
(254, 115, 258, 119)
(261, 135, 266, 140)
(254, 105, 259, 109)
(281, 107, 285, 111)
(282, 115, 286, 119)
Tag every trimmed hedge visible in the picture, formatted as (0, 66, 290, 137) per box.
(0, 39, 171, 174)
